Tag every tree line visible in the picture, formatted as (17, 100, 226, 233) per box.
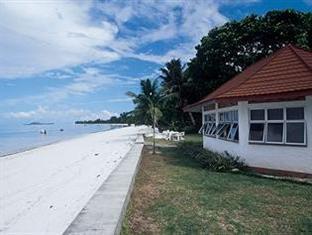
(97, 10, 312, 132)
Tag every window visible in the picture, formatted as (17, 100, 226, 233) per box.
(286, 107, 305, 145)
(268, 108, 283, 120)
(266, 108, 284, 143)
(208, 123, 217, 136)
(198, 123, 206, 134)
(249, 123, 265, 142)
(199, 113, 216, 137)
(200, 110, 239, 142)
(250, 109, 264, 120)
(249, 107, 306, 145)
(286, 107, 304, 120)
(217, 110, 239, 142)
(286, 123, 305, 143)
(203, 104, 215, 111)
(267, 123, 283, 142)
(228, 123, 239, 141)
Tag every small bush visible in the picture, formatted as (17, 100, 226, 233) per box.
(177, 142, 247, 172)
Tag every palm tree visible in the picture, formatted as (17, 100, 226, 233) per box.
(160, 59, 186, 108)
(159, 59, 187, 129)
(127, 79, 162, 154)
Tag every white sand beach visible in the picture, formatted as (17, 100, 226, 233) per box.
(0, 126, 148, 235)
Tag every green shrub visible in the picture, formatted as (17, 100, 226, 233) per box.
(177, 142, 247, 172)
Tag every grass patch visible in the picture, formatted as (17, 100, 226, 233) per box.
(121, 136, 312, 234)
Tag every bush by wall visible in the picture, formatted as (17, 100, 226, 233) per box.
(177, 142, 247, 172)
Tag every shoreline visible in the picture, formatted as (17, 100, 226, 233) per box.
(0, 125, 122, 158)
(0, 125, 148, 234)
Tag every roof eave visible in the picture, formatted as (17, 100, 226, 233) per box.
(215, 89, 312, 103)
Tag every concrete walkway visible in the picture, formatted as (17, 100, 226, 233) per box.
(64, 135, 144, 235)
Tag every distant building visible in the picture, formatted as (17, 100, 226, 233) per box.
(184, 44, 312, 177)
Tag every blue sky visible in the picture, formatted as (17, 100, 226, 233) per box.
(0, 0, 311, 124)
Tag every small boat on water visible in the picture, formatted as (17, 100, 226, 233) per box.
(40, 129, 47, 135)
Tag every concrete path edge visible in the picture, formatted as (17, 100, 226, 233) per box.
(63, 134, 145, 235)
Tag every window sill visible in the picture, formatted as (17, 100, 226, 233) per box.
(204, 135, 239, 143)
(203, 134, 216, 138)
(218, 137, 239, 143)
(248, 142, 307, 147)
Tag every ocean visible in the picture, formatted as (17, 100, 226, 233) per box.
(0, 122, 118, 157)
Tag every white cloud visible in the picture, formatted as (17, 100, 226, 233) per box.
(0, 0, 261, 79)
(0, 68, 120, 107)
(107, 98, 132, 103)
(179, 1, 228, 42)
(128, 42, 196, 64)
(100, 0, 228, 63)
(0, 0, 120, 78)
(5, 106, 117, 121)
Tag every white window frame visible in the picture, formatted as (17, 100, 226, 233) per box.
(202, 106, 239, 142)
(266, 108, 284, 145)
(200, 113, 217, 137)
(228, 123, 239, 141)
(248, 107, 306, 146)
(285, 107, 306, 145)
(217, 110, 239, 142)
(249, 122, 266, 143)
(198, 123, 205, 134)
(208, 123, 217, 137)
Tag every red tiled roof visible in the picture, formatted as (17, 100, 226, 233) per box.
(184, 44, 312, 112)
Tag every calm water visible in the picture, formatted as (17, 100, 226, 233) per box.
(0, 123, 117, 156)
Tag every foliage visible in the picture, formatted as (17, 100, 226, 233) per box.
(186, 9, 312, 103)
(177, 141, 247, 172)
(126, 79, 162, 125)
(75, 111, 135, 125)
(158, 59, 186, 130)
(123, 10, 312, 131)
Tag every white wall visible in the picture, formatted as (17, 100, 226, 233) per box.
(203, 97, 312, 174)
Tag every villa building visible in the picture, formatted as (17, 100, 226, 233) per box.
(184, 44, 312, 177)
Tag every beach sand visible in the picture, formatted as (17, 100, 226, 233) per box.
(0, 126, 148, 235)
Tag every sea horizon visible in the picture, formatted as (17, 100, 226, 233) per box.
(0, 122, 119, 157)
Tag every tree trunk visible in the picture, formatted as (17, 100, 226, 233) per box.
(188, 112, 196, 125)
(153, 106, 156, 154)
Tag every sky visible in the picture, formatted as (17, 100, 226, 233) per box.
(0, 0, 311, 124)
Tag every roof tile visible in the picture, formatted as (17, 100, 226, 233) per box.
(184, 44, 312, 111)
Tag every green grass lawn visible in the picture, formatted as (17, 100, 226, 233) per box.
(122, 135, 312, 234)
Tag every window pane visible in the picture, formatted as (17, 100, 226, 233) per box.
(210, 123, 217, 135)
(234, 129, 239, 141)
(250, 110, 264, 120)
(233, 111, 238, 122)
(219, 113, 224, 122)
(219, 124, 231, 138)
(224, 112, 230, 122)
(204, 115, 208, 122)
(249, 123, 264, 141)
(286, 123, 305, 144)
(267, 123, 283, 142)
(268, 109, 283, 120)
(211, 114, 216, 121)
(204, 123, 212, 135)
(286, 107, 304, 120)
(216, 123, 226, 135)
(228, 123, 239, 141)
